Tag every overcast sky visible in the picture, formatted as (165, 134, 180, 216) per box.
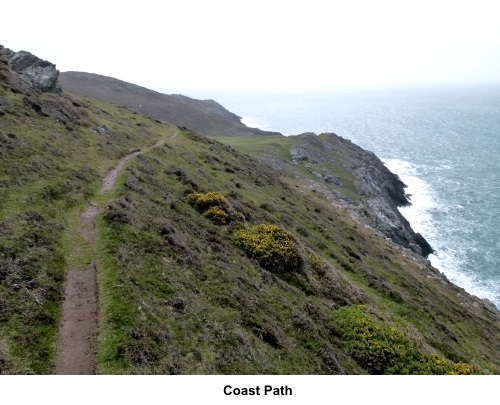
(2, 0, 500, 94)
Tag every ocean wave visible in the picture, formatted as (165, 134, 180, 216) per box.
(383, 158, 499, 307)
(383, 158, 437, 238)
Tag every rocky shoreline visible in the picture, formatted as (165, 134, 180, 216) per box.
(290, 132, 434, 257)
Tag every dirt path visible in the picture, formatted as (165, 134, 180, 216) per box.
(54, 205, 98, 374)
(100, 151, 141, 193)
(54, 130, 176, 374)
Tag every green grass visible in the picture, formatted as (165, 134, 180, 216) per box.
(0, 86, 176, 373)
(2, 80, 499, 374)
(93, 130, 500, 374)
(214, 134, 359, 202)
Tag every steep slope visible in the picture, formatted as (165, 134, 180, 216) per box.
(0, 49, 176, 373)
(59, 71, 280, 138)
(1, 48, 499, 375)
(95, 129, 499, 374)
(215, 133, 434, 257)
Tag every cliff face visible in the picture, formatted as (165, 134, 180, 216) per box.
(321, 133, 434, 257)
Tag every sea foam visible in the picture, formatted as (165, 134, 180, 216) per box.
(383, 158, 499, 307)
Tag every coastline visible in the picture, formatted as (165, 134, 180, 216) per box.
(239, 109, 499, 309)
(384, 158, 500, 309)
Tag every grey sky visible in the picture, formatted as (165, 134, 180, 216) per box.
(2, 0, 500, 93)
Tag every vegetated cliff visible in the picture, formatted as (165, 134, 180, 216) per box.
(1, 47, 499, 375)
(59, 71, 280, 138)
(292, 133, 434, 256)
(216, 132, 434, 258)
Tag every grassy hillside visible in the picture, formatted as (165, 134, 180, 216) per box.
(1, 53, 499, 374)
(59, 72, 280, 138)
(94, 130, 499, 374)
(0, 69, 176, 372)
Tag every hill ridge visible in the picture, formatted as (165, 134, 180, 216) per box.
(59, 71, 281, 138)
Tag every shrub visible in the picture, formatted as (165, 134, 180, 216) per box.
(185, 192, 226, 210)
(204, 206, 229, 225)
(184, 192, 201, 206)
(308, 254, 325, 270)
(185, 192, 231, 225)
(233, 224, 303, 273)
(332, 305, 479, 375)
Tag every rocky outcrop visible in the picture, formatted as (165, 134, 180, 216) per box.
(293, 133, 434, 257)
(346, 144, 433, 256)
(0, 45, 61, 93)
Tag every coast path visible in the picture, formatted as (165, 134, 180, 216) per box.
(54, 129, 177, 374)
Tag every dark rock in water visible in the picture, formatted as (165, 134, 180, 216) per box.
(0, 45, 61, 93)
(415, 233, 434, 257)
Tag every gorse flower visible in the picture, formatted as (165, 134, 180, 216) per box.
(185, 192, 227, 210)
(332, 305, 479, 375)
(204, 206, 229, 225)
(234, 224, 293, 256)
(185, 192, 231, 225)
(233, 224, 303, 273)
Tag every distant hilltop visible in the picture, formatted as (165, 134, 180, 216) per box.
(59, 71, 281, 138)
(0, 43, 280, 138)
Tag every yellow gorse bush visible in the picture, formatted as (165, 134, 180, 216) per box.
(185, 192, 231, 225)
(234, 224, 293, 257)
(233, 224, 303, 273)
(204, 206, 229, 225)
(332, 305, 479, 375)
(185, 192, 226, 210)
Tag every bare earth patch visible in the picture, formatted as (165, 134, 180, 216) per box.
(100, 151, 142, 193)
(54, 206, 98, 375)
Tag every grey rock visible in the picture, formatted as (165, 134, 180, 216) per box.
(290, 147, 308, 164)
(92, 124, 112, 135)
(0, 46, 61, 93)
(294, 132, 434, 257)
(0, 97, 12, 111)
(324, 174, 343, 187)
(481, 298, 499, 314)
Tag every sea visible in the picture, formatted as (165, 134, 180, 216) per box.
(187, 87, 500, 308)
